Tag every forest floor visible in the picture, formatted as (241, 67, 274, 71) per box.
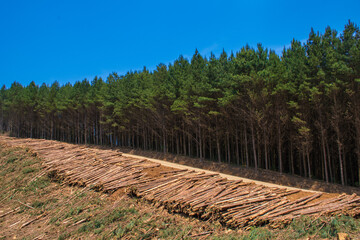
(117, 147, 360, 195)
(0, 136, 359, 239)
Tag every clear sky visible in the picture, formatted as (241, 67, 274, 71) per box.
(1, 0, 359, 88)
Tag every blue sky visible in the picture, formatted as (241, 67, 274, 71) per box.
(1, 0, 359, 88)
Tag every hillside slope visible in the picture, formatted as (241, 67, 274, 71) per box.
(1, 136, 360, 239)
(0, 142, 245, 239)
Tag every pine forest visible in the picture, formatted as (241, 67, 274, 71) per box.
(1, 22, 360, 187)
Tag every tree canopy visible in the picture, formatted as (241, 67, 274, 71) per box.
(1, 21, 360, 186)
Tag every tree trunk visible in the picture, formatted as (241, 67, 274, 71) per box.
(202, 132, 206, 160)
(290, 141, 294, 174)
(99, 115, 103, 145)
(196, 131, 199, 158)
(343, 150, 347, 185)
(110, 131, 113, 148)
(142, 128, 145, 149)
(209, 136, 212, 160)
(244, 124, 249, 167)
(251, 122, 257, 169)
(131, 130, 134, 148)
(306, 147, 311, 179)
(30, 121, 33, 138)
(77, 113, 80, 144)
(264, 136, 268, 170)
(216, 129, 221, 163)
(325, 138, 333, 182)
(354, 113, 360, 186)
(302, 150, 307, 178)
(277, 121, 282, 173)
(357, 144, 360, 186)
(183, 122, 187, 155)
(188, 133, 191, 157)
(337, 141, 345, 185)
(0, 106, 3, 132)
(51, 117, 54, 140)
(163, 127, 167, 154)
(136, 124, 139, 148)
(320, 128, 329, 183)
(227, 131, 231, 163)
(235, 128, 240, 165)
(84, 113, 87, 145)
(199, 125, 202, 159)
(176, 131, 180, 155)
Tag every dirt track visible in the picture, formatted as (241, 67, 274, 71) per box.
(121, 153, 322, 194)
(118, 147, 360, 195)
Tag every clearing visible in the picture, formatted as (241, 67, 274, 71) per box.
(0, 136, 359, 239)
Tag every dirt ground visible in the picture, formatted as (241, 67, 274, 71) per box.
(116, 147, 360, 195)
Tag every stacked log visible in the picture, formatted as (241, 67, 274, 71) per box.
(2, 136, 360, 229)
(5, 138, 160, 192)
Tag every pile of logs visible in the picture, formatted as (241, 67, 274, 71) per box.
(4, 138, 160, 192)
(2, 136, 360, 228)
(132, 170, 360, 228)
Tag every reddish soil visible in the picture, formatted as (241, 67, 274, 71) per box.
(141, 165, 175, 179)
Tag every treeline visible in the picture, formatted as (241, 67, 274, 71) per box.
(1, 22, 360, 186)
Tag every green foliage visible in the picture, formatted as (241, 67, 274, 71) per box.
(112, 220, 138, 238)
(22, 167, 36, 174)
(58, 233, 71, 240)
(107, 207, 137, 223)
(31, 200, 45, 208)
(285, 215, 360, 239)
(28, 176, 50, 190)
(242, 227, 272, 240)
(1, 21, 360, 186)
(6, 156, 17, 164)
(65, 207, 83, 218)
(78, 207, 138, 235)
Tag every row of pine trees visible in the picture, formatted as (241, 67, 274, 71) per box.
(1, 22, 360, 186)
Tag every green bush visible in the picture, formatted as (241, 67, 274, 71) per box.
(22, 167, 36, 174)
